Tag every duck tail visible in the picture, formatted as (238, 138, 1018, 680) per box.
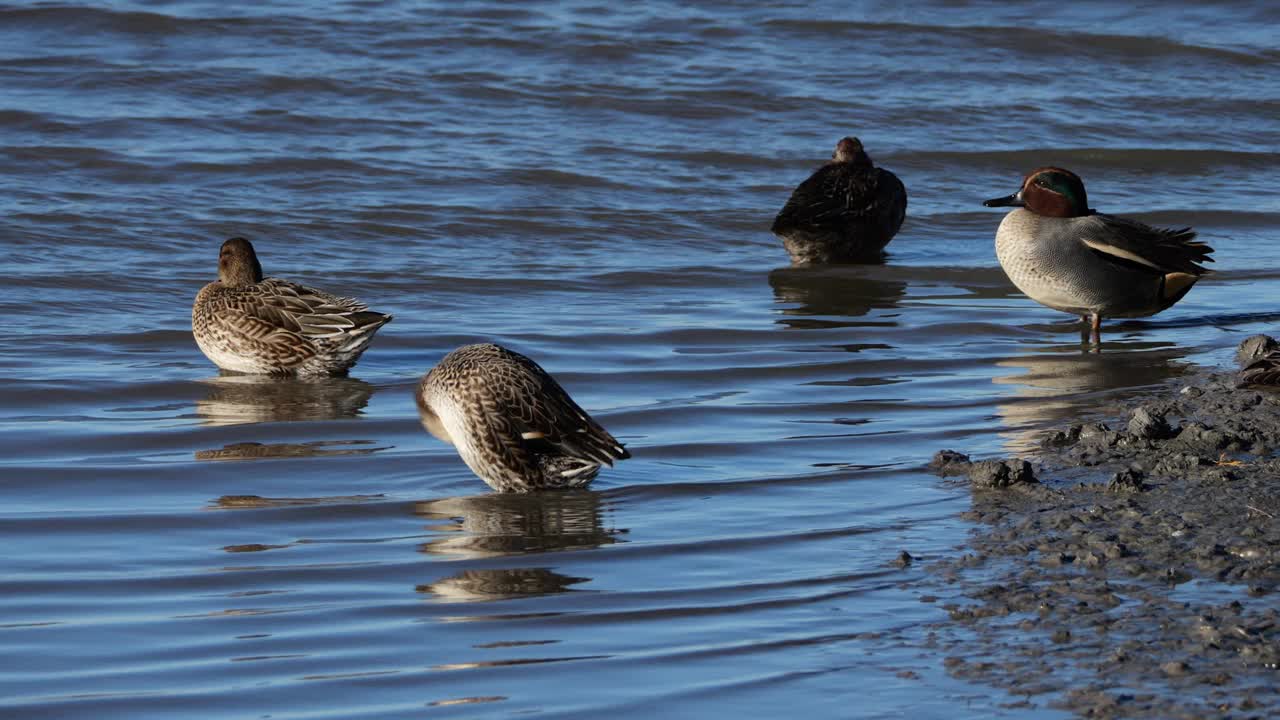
(1160, 272, 1200, 308)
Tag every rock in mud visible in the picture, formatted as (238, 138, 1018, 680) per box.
(1107, 468, 1147, 493)
(1127, 406, 1175, 440)
(929, 449, 972, 477)
(968, 459, 1037, 489)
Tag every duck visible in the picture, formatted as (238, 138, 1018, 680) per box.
(983, 167, 1213, 346)
(1237, 334, 1280, 387)
(771, 136, 907, 265)
(415, 343, 630, 492)
(192, 237, 392, 376)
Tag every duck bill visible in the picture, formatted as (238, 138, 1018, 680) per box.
(983, 190, 1024, 208)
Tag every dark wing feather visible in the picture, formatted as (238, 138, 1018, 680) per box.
(772, 163, 886, 233)
(253, 279, 391, 341)
(487, 346, 630, 467)
(1081, 215, 1214, 276)
(878, 167, 907, 237)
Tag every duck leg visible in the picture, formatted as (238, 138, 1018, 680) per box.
(1080, 315, 1092, 344)
(1088, 313, 1102, 347)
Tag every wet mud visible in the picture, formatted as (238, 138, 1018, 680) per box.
(924, 339, 1280, 718)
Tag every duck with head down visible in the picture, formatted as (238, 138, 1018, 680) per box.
(415, 343, 631, 493)
(983, 167, 1213, 346)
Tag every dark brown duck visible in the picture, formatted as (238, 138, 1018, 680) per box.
(771, 137, 908, 265)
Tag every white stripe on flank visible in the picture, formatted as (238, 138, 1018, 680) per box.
(1080, 238, 1161, 270)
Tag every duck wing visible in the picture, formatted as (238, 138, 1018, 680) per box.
(1240, 351, 1280, 387)
(448, 344, 630, 472)
(207, 278, 390, 363)
(252, 279, 390, 341)
(493, 346, 630, 467)
(1078, 215, 1214, 276)
(772, 164, 895, 233)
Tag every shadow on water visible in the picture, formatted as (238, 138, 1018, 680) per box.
(767, 265, 907, 326)
(992, 342, 1195, 452)
(194, 374, 375, 426)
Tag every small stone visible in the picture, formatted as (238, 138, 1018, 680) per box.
(1127, 406, 1175, 440)
(1042, 425, 1082, 448)
(1173, 422, 1227, 451)
(1160, 660, 1190, 676)
(1108, 468, 1148, 493)
(892, 550, 914, 568)
(1078, 422, 1111, 439)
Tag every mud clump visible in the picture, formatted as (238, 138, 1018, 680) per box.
(927, 339, 1280, 718)
(967, 459, 1037, 489)
(928, 449, 972, 477)
(1107, 468, 1147, 493)
(929, 451, 1038, 489)
(1126, 407, 1174, 441)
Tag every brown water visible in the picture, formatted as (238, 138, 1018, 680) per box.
(2, 2, 1279, 717)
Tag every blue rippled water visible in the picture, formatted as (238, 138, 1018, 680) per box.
(2, 1, 1278, 717)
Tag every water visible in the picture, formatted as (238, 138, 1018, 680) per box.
(2, 1, 1279, 717)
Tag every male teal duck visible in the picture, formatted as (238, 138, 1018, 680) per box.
(771, 137, 907, 265)
(192, 237, 392, 376)
(983, 167, 1213, 346)
(416, 343, 630, 492)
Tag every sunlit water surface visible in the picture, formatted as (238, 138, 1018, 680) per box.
(2, 1, 1279, 717)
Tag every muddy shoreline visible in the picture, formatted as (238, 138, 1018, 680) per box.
(923, 342, 1280, 718)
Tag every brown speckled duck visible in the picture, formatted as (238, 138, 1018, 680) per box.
(984, 167, 1213, 346)
(1237, 334, 1280, 387)
(416, 343, 630, 492)
(771, 136, 907, 265)
(192, 237, 392, 376)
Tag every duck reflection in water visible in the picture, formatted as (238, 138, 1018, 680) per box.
(414, 490, 617, 602)
(993, 344, 1192, 453)
(194, 373, 374, 426)
(419, 567, 589, 603)
(768, 265, 906, 327)
(416, 490, 617, 559)
(195, 439, 387, 461)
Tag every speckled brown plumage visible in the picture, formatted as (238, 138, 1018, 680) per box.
(771, 137, 907, 265)
(416, 343, 630, 492)
(1240, 353, 1280, 387)
(1239, 335, 1280, 387)
(192, 237, 392, 376)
